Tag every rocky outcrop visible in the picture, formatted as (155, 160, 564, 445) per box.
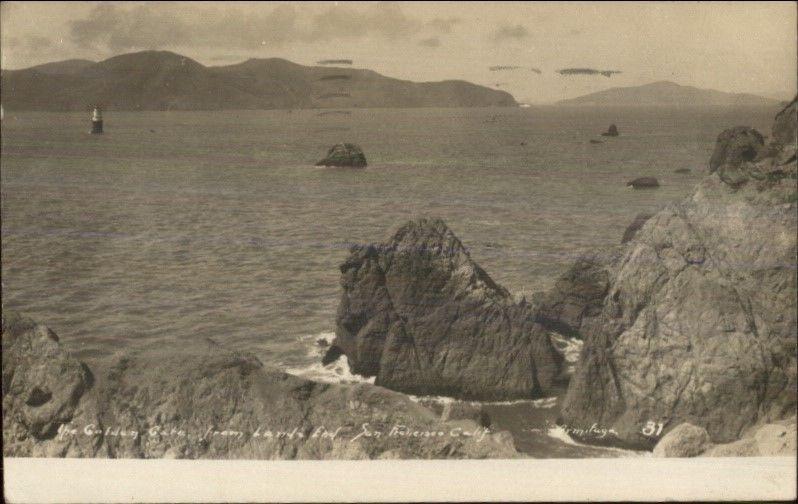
(559, 100, 798, 451)
(601, 124, 619, 137)
(626, 177, 659, 189)
(316, 143, 368, 167)
(2, 312, 517, 459)
(326, 217, 563, 400)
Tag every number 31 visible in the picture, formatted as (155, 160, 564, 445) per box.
(642, 421, 664, 437)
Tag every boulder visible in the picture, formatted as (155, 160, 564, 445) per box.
(560, 100, 798, 451)
(653, 423, 711, 457)
(703, 416, 797, 457)
(535, 248, 620, 339)
(601, 124, 619, 137)
(2, 312, 518, 459)
(626, 177, 659, 189)
(316, 143, 367, 167)
(620, 213, 654, 244)
(327, 217, 563, 400)
(708, 126, 765, 174)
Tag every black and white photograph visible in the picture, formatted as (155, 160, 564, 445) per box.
(1, 1, 796, 501)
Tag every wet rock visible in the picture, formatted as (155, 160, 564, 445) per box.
(316, 143, 368, 167)
(626, 177, 659, 189)
(653, 423, 710, 457)
(329, 217, 563, 400)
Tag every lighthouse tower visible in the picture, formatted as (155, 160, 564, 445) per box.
(91, 107, 103, 134)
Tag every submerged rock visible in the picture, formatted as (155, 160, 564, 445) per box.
(316, 143, 367, 167)
(560, 99, 798, 451)
(601, 124, 619, 137)
(2, 312, 517, 459)
(327, 217, 563, 400)
(626, 177, 659, 189)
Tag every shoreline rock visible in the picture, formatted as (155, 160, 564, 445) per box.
(2, 312, 518, 459)
(559, 97, 798, 451)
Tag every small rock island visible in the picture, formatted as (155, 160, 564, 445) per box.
(316, 143, 368, 168)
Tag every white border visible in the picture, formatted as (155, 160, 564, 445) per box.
(4, 456, 797, 502)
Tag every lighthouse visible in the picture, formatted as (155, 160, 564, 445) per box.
(91, 107, 103, 134)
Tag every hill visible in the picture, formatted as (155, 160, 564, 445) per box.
(557, 80, 779, 107)
(0, 51, 517, 111)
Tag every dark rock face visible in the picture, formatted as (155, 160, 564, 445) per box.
(620, 213, 654, 244)
(535, 248, 620, 339)
(601, 124, 619, 137)
(2, 312, 517, 459)
(708, 126, 765, 174)
(626, 177, 659, 189)
(560, 100, 798, 451)
(316, 143, 367, 167)
(329, 217, 563, 400)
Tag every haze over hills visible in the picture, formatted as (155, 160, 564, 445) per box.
(0, 51, 516, 111)
(557, 80, 780, 107)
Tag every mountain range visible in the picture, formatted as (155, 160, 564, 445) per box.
(557, 80, 780, 107)
(0, 51, 516, 111)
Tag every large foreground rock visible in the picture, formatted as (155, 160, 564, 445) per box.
(326, 217, 563, 400)
(559, 100, 798, 450)
(2, 312, 517, 459)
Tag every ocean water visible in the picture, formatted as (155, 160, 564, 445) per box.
(0, 105, 780, 457)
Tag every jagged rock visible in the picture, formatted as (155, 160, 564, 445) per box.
(560, 100, 798, 450)
(708, 126, 765, 174)
(626, 177, 659, 189)
(535, 248, 620, 339)
(2, 312, 518, 459)
(316, 143, 367, 167)
(653, 423, 710, 457)
(601, 124, 619, 137)
(327, 217, 563, 400)
(620, 213, 654, 244)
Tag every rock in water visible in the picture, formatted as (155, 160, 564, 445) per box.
(674, 168, 691, 174)
(601, 124, 619, 137)
(316, 143, 367, 167)
(328, 217, 563, 400)
(560, 99, 798, 451)
(626, 177, 659, 189)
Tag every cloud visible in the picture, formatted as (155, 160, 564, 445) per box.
(427, 17, 461, 33)
(491, 24, 529, 42)
(419, 37, 441, 48)
(557, 68, 622, 77)
(68, 2, 424, 52)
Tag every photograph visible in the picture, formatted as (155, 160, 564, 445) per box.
(1, 1, 796, 502)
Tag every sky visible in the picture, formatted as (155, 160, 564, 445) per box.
(1, 1, 796, 103)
